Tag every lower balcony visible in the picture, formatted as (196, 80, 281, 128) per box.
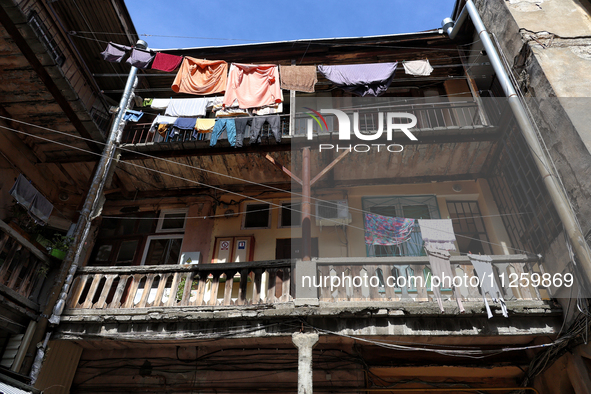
(65, 254, 548, 316)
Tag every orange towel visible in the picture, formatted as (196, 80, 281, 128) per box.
(172, 57, 228, 95)
(223, 63, 282, 109)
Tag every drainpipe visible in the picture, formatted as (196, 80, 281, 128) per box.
(28, 40, 146, 384)
(442, 0, 591, 283)
(301, 147, 312, 261)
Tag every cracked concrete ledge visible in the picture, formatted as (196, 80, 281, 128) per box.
(58, 300, 560, 324)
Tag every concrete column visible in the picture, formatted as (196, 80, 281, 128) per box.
(292, 332, 319, 394)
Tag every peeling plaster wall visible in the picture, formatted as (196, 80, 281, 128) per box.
(476, 0, 591, 240)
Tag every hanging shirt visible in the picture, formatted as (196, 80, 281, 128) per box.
(403, 60, 434, 76)
(101, 42, 130, 63)
(123, 110, 143, 122)
(126, 48, 155, 69)
(172, 117, 198, 130)
(172, 57, 228, 95)
(279, 65, 317, 92)
(364, 213, 415, 245)
(317, 62, 398, 97)
(164, 98, 213, 117)
(418, 219, 457, 251)
(151, 52, 183, 72)
(425, 246, 465, 314)
(468, 254, 509, 318)
(223, 63, 282, 109)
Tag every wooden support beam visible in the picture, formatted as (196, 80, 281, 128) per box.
(258, 153, 302, 185)
(310, 150, 349, 186)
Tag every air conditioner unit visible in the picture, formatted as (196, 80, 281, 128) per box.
(180, 252, 201, 265)
(315, 199, 352, 227)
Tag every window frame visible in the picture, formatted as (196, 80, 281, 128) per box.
(278, 200, 302, 228)
(241, 202, 272, 230)
(156, 209, 188, 233)
(140, 234, 184, 266)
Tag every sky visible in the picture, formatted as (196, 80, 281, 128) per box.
(123, 0, 457, 50)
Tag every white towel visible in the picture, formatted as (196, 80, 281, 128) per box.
(418, 219, 457, 251)
(403, 60, 434, 76)
(150, 98, 170, 110)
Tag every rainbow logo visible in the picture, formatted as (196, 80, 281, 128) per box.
(304, 107, 328, 132)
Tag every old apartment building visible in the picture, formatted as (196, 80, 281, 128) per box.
(0, 0, 590, 393)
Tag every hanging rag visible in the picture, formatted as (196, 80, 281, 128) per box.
(150, 98, 171, 110)
(142, 98, 153, 107)
(317, 62, 398, 97)
(151, 52, 183, 72)
(194, 118, 216, 133)
(417, 219, 457, 251)
(164, 98, 213, 117)
(250, 115, 282, 144)
(425, 246, 465, 313)
(123, 110, 143, 122)
(364, 213, 415, 246)
(9, 174, 53, 224)
(223, 63, 282, 109)
(126, 48, 155, 69)
(279, 65, 317, 92)
(403, 60, 434, 76)
(150, 115, 177, 135)
(210, 119, 236, 147)
(171, 118, 198, 138)
(234, 117, 253, 148)
(172, 57, 228, 95)
(468, 254, 508, 318)
(101, 42, 130, 63)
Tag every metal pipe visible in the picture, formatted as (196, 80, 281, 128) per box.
(442, 0, 591, 285)
(29, 40, 146, 383)
(302, 147, 312, 261)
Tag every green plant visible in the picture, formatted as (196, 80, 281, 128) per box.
(50, 234, 74, 252)
(176, 277, 198, 302)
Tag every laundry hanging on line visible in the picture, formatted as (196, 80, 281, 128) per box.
(223, 63, 282, 109)
(403, 59, 434, 76)
(363, 213, 415, 245)
(172, 57, 228, 95)
(317, 62, 398, 97)
(418, 219, 457, 251)
(468, 254, 509, 318)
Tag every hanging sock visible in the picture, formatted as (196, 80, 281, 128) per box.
(101, 42, 131, 63)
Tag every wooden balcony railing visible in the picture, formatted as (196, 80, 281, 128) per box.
(0, 220, 50, 309)
(67, 260, 293, 310)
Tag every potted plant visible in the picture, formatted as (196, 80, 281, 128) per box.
(49, 234, 73, 260)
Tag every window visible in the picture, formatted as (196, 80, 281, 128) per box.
(141, 235, 184, 265)
(242, 203, 271, 229)
(362, 195, 441, 257)
(446, 201, 492, 255)
(279, 201, 301, 228)
(156, 209, 187, 233)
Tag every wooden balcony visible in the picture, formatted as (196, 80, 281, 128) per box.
(64, 254, 546, 317)
(0, 220, 51, 312)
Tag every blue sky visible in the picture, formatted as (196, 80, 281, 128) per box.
(124, 0, 457, 50)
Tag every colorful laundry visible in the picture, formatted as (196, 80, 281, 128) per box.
(101, 42, 130, 63)
(123, 110, 143, 122)
(151, 52, 183, 72)
(418, 219, 457, 251)
(172, 57, 228, 95)
(210, 119, 236, 147)
(468, 254, 508, 318)
(363, 213, 415, 245)
(126, 48, 155, 69)
(164, 98, 213, 117)
(403, 59, 434, 76)
(317, 62, 398, 97)
(279, 65, 317, 92)
(426, 246, 465, 314)
(223, 63, 282, 109)
(150, 115, 177, 136)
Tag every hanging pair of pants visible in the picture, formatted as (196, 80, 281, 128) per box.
(210, 118, 236, 147)
(250, 115, 281, 144)
(234, 117, 253, 148)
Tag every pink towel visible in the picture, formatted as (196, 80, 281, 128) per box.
(152, 52, 183, 72)
(223, 64, 282, 109)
